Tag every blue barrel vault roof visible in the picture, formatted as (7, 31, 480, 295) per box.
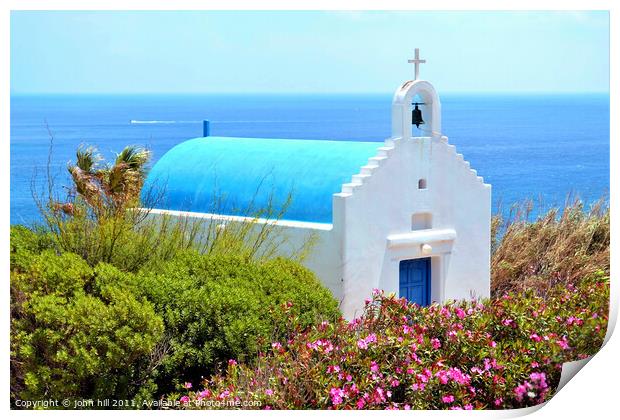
(143, 136, 381, 223)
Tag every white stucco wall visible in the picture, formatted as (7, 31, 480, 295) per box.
(327, 78, 492, 319)
(334, 135, 491, 319)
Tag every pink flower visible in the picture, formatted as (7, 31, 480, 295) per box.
(502, 318, 515, 327)
(370, 361, 379, 372)
(448, 367, 471, 385)
(356, 333, 377, 350)
(271, 342, 283, 350)
(514, 382, 530, 402)
(455, 307, 466, 319)
(180, 395, 190, 404)
(431, 338, 441, 349)
(494, 398, 503, 407)
(489, 340, 497, 348)
(307, 338, 334, 353)
(373, 387, 386, 403)
(436, 370, 449, 384)
(265, 389, 273, 396)
(183, 382, 192, 389)
(228, 359, 237, 366)
(464, 404, 473, 410)
(557, 336, 570, 350)
(391, 379, 400, 387)
(330, 387, 345, 405)
(356, 398, 366, 409)
(442, 395, 455, 403)
(530, 372, 548, 389)
(199, 389, 211, 398)
(530, 333, 542, 342)
(327, 365, 341, 374)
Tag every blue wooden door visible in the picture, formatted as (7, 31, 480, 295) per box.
(399, 258, 431, 306)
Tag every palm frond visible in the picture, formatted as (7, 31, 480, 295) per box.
(74, 145, 102, 174)
(115, 146, 151, 174)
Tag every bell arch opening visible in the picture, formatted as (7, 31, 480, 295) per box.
(391, 80, 442, 140)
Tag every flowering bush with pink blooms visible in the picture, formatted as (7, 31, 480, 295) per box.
(174, 272, 608, 410)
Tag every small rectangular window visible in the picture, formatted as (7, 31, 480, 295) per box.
(412, 212, 432, 230)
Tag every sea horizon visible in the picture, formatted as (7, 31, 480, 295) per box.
(10, 92, 610, 225)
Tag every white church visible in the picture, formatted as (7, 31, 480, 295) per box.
(144, 50, 492, 319)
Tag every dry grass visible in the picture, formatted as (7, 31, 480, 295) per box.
(491, 197, 609, 298)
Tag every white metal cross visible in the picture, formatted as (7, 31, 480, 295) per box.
(408, 48, 426, 80)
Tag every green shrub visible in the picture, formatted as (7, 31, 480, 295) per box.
(176, 273, 609, 410)
(10, 226, 340, 403)
(137, 251, 341, 392)
(10, 225, 55, 270)
(10, 236, 164, 404)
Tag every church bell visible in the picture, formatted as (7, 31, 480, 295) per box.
(411, 103, 425, 128)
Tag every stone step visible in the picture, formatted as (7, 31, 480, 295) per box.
(352, 174, 371, 184)
(377, 146, 394, 157)
(369, 156, 388, 166)
(360, 164, 379, 175)
(341, 182, 362, 194)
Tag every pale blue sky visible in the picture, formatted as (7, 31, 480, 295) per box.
(10, 10, 609, 94)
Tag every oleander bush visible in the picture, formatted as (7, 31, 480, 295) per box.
(176, 273, 609, 410)
(136, 250, 341, 393)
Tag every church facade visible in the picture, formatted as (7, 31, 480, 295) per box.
(144, 52, 491, 319)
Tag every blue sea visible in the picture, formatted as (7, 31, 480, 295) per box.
(10, 94, 609, 225)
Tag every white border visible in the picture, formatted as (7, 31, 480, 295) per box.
(1, 2, 616, 419)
